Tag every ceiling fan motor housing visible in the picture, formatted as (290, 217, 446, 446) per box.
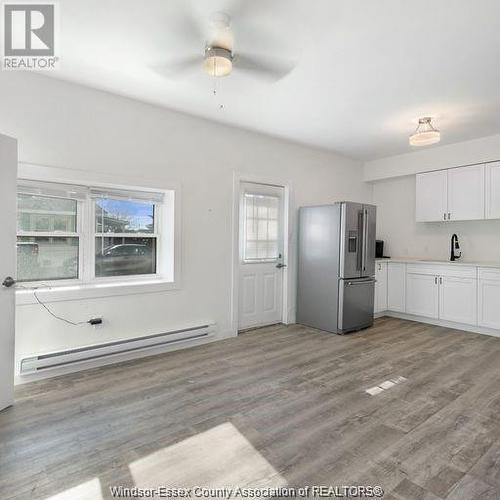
(204, 46, 233, 77)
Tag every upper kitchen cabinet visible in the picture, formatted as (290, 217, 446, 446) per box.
(485, 161, 500, 219)
(416, 164, 485, 222)
(447, 164, 485, 221)
(416, 170, 447, 222)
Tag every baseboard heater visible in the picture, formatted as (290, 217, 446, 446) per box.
(20, 323, 216, 374)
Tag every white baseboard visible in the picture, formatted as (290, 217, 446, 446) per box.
(378, 311, 500, 338)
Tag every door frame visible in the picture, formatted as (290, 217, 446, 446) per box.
(231, 172, 291, 335)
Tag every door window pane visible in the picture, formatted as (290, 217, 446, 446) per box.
(95, 237, 156, 277)
(95, 198, 155, 233)
(17, 236, 79, 282)
(243, 193, 280, 261)
(17, 194, 77, 232)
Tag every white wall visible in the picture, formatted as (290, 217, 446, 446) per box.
(373, 174, 500, 262)
(0, 72, 372, 379)
(364, 133, 500, 181)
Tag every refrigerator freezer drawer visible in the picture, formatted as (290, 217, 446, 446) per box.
(338, 278, 375, 333)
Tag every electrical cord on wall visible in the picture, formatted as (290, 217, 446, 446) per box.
(32, 288, 88, 326)
(7, 279, 101, 326)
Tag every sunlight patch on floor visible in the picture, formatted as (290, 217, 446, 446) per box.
(45, 477, 103, 500)
(129, 422, 286, 489)
(365, 375, 407, 395)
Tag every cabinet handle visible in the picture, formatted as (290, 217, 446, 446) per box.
(435, 276, 438, 284)
(439, 276, 443, 284)
(448, 212, 451, 220)
(443, 212, 446, 220)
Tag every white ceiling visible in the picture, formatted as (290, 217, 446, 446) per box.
(48, 0, 500, 160)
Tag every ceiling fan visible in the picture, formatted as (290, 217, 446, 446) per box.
(155, 11, 296, 82)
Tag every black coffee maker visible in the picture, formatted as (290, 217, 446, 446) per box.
(376, 240, 389, 259)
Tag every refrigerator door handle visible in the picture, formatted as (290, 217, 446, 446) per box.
(346, 279, 376, 286)
(362, 208, 368, 272)
(356, 210, 363, 271)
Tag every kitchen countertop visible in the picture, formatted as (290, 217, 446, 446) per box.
(375, 257, 500, 269)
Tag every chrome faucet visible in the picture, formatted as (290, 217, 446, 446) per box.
(450, 234, 461, 261)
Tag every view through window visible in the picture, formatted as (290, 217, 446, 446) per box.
(94, 198, 157, 277)
(17, 194, 79, 282)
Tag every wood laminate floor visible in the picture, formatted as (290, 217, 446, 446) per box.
(1, 317, 500, 499)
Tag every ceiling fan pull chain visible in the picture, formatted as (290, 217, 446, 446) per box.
(211, 74, 224, 110)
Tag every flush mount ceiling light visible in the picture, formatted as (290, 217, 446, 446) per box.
(409, 117, 441, 147)
(203, 46, 233, 77)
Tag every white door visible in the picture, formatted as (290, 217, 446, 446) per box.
(374, 261, 387, 313)
(406, 273, 439, 319)
(447, 164, 485, 221)
(485, 161, 500, 219)
(438, 276, 477, 325)
(416, 170, 448, 222)
(238, 183, 285, 330)
(387, 262, 406, 312)
(0, 134, 17, 412)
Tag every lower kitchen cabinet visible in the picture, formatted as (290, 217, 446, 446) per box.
(406, 273, 439, 319)
(439, 276, 477, 325)
(374, 261, 387, 313)
(478, 269, 500, 329)
(387, 262, 405, 312)
(381, 261, 500, 334)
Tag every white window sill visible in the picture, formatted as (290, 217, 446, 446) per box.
(16, 278, 179, 305)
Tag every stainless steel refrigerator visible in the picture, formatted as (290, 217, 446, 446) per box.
(297, 202, 377, 334)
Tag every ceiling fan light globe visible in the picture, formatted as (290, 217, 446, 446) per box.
(204, 47, 232, 77)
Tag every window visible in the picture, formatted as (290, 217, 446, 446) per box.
(94, 198, 157, 278)
(242, 193, 280, 261)
(16, 180, 172, 286)
(17, 191, 81, 282)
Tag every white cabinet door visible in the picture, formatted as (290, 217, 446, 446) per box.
(439, 276, 477, 325)
(485, 161, 500, 219)
(447, 164, 485, 221)
(387, 262, 406, 312)
(416, 170, 448, 222)
(406, 273, 439, 319)
(374, 261, 387, 313)
(478, 279, 500, 329)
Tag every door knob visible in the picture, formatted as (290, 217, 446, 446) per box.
(276, 263, 287, 269)
(2, 276, 16, 288)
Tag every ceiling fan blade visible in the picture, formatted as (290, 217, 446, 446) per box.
(151, 55, 202, 80)
(158, 6, 207, 53)
(224, 0, 264, 20)
(234, 53, 296, 82)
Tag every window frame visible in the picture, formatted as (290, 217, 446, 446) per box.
(242, 192, 281, 263)
(240, 186, 284, 265)
(16, 180, 172, 289)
